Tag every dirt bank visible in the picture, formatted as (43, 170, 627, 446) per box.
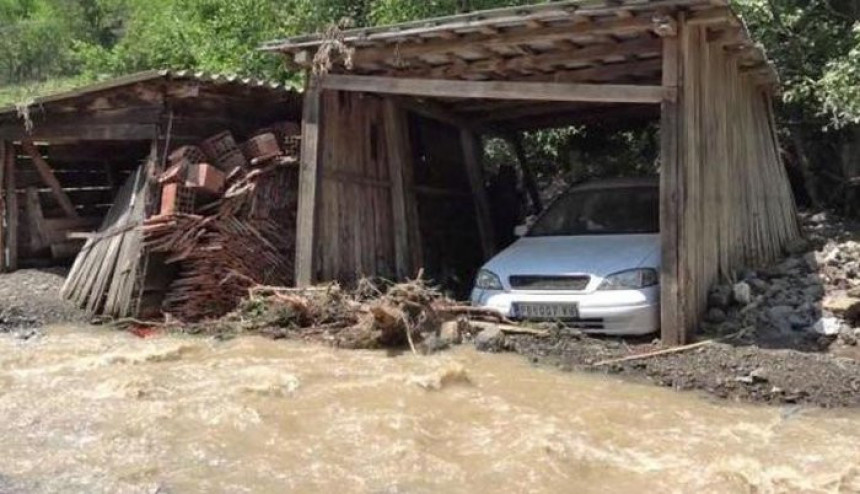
(498, 332, 860, 408)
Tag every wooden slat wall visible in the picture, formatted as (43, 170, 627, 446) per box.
(315, 91, 397, 282)
(667, 22, 799, 343)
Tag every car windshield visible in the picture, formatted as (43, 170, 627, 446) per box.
(528, 185, 659, 236)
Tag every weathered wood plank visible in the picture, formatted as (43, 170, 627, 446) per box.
(660, 26, 684, 346)
(4, 142, 18, 271)
(320, 75, 670, 104)
(383, 99, 413, 278)
(295, 80, 323, 286)
(0, 141, 6, 272)
(0, 123, 158, 141)
(21, 140, 80, 219)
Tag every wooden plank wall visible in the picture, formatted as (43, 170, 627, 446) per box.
(665, 21, 799, 344)
(315, 91, 397, 282)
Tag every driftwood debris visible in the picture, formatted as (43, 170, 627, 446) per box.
(187, 276, 502, 351)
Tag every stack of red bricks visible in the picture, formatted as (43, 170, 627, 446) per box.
(143, 126, 301, 321)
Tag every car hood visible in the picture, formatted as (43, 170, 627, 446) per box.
(483, 234, 660, 285)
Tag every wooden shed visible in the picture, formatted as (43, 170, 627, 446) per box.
(0, 70, 300, 271)
(263, 0, 800, 344)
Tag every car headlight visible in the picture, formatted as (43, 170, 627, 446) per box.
(475, 269, 504, 290)
(598, 268, 659, 290)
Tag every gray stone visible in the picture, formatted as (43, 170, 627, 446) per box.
(813, 317, 843, 336)
(777, 257, 803, 275)
(748, 278, 770, 294)
(420, 334, 449, 354)
(786, 238, 811, 255)
(709, 285, 733, 309)
(474, 326, 504, 352)
(822, 296, 860, 321)
(706, 307, 727, 324)
(768, 305, 795, 332)
(749, 368, 769, 383)
(733, 282, 753, 306)
(803, 252, 818, 271)
(802, 285, 825, 302)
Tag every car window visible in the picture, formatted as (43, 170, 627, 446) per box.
(528, 185, 659, 236)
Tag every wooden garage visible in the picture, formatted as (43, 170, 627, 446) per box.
(264, 0, 799, 345)
(0, 70, 300, 272)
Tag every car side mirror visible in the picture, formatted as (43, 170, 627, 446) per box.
(513, 225, 528, 237)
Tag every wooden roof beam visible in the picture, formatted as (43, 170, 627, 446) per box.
(347, 15, 661, 67)
(402, 37, 661, 79)
(687, 7, 740, 27)
(512, 58, 662, 83)
(319, 74, 671, 104)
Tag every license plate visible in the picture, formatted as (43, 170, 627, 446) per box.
(513, 302, 579, 320)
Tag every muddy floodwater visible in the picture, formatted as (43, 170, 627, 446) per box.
(1, 326, 859, 493)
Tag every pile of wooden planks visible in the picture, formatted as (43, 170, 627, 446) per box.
(60, 166, 148, 317)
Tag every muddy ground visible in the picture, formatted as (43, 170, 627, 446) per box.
(496, 332, 860, 408)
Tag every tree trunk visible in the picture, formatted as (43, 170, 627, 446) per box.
(789, 124, 822, 209)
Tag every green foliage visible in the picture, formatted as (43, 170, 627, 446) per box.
(370, 0, 530, 24)
(819, 25, 860, 126)
(734, 0, 860, 127)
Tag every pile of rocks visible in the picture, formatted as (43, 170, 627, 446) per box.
(704, 211, 860, 349)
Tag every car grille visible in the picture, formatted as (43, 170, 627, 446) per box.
(509, 275, 591, 291)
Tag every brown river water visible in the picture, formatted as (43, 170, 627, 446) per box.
(0, 325, 859, 494)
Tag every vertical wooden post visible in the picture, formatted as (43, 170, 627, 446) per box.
(0, 141, 6, 272)
(383, 99, 422, 279)
(295, 77, 324, 286)
(4, 141, 18, 271)
(460, 129, 496, 259)
(659, 18, 685, 345)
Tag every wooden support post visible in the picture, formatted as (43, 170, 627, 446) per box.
(460, 129, 496, 258)
(383, 99, 422, 278)
(295, 78, 324, 287)
(660, 19, 685, 346)
(21, 140, 79, 219)
(507, 133, 544, 213)
(5, 141, 17, 271)
(0, 141, 6, 272)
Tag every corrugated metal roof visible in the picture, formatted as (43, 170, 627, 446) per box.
(0, 69, 293, 115)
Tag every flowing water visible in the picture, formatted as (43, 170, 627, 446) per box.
(0, 325, 859, 494)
